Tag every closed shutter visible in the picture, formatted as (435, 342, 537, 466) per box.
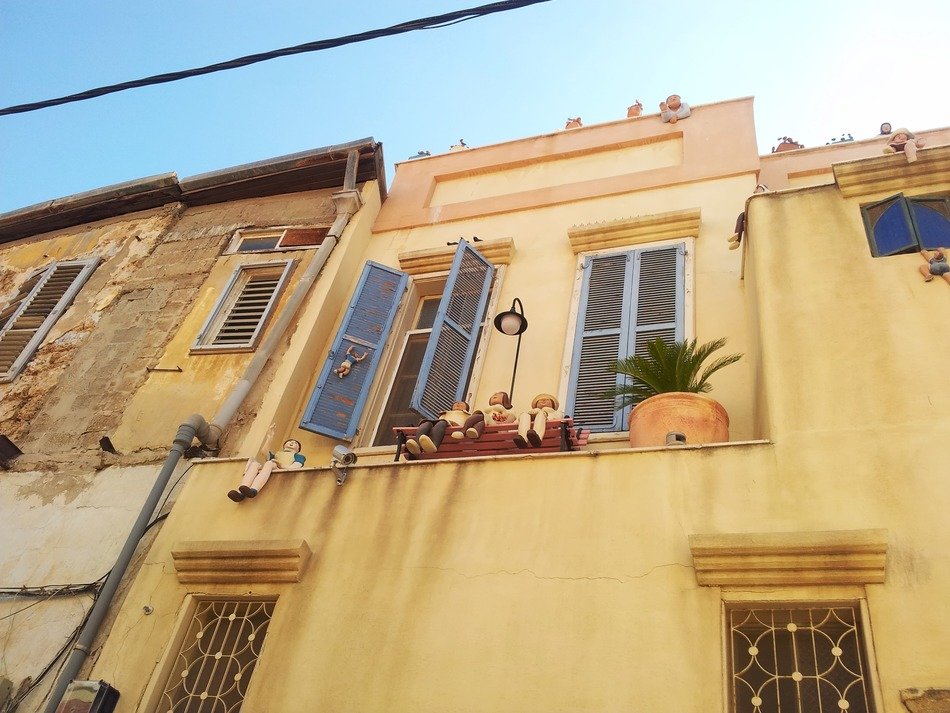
(566, 244, 684, 432)
(0, 259, 98, 382)
(300, 262, 408, 440)
(211, 272, 283, 346)
(410, 241, 495, 419)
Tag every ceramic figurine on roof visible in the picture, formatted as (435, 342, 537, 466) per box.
(228, 439, 305, 502)
(659, 95, 690, 124)
(404, 401, 472, 455)
(456, 391, 516, 440)
(879, 122, 892, 135)
(449, 139, 469, 152)
(565, 117, 583, 129)
(514, 393, 564, 448)
(919, 248, 950, 283)
(626, 100, 643, 118)
(884, 128, 925, 163)
(772, 137, 804, 153)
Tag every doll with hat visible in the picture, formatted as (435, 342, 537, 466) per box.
(514, 393, 564, 448)
(228, 439, 305, 502)
(456, 391, 516, 440)
(404, 401, 472, 456)
(884, 128, 925, 163)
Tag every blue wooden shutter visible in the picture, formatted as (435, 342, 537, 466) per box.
(862, 194, 917, 256)
(410, 241, 494, 419)
(299, 262, 408, 440)
(908, 197, 950, 250)
(566, 244, 684, 432)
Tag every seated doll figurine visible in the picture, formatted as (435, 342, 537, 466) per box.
(659, 94, 691, 124)
(884, 128, 925, 163)
(228, 439, 305, 502)
(404, 401, 471, 456)
(514, 393, 565, 448)
(920, 248, 950, 283)
(455, 391, 516, 440)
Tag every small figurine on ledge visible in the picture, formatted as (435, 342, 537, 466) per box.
(919, 248, 950, 283)
(514, 393, 564, 448)
(884, 128, 925, 163)
(879, 122, 892, 135)
(228, 439, 306, 502)
(456, 391, 516, 440)
(404, 401, 472, 456)
(626, 100, 643, 118)
(659, 94, 690, 124)
(565, 117, 583, 129)
(334, 345, 368, 378)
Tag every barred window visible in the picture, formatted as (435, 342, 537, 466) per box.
(157, 598, 275, 712)
(728, 605, 875, 713)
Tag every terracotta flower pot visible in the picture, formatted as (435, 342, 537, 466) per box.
(627, 392, 729, 447)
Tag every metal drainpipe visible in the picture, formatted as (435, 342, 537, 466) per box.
(41, 150, 363, 712)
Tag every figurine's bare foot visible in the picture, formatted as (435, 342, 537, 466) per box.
(419, 435, 438, 453)
(527, 429, 542, 447)
(227, 489, 245, 502)
(405, 439, 421, 456)
(513, 434, 528, 449)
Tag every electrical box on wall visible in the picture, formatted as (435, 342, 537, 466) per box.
(54, 680, 119, 713)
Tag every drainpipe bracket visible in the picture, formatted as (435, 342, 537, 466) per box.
(331, 188, 363, 215)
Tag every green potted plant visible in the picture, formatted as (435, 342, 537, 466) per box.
(604, 337, 742, 447)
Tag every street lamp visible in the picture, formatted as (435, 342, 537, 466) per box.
(493, 298, 528, 400)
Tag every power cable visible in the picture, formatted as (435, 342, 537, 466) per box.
(0, 0, 552, 117)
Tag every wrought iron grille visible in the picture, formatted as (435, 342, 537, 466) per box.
(158, 598, 275, 712)
(728, 606, 874, 713)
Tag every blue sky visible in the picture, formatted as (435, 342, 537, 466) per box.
(1, 0, 948, 213)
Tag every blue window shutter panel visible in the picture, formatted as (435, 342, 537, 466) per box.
(863, 195, 917, 256)
(566, 252, 632, 432)
(909, 198, 950, 250)
(410, 241, 494, 419)
(300, 262, 408, 440)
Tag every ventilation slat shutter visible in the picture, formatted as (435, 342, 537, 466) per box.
(410, 241, 494, 419)
(300, 262, 409, 440)
(210, 275, 283, 347)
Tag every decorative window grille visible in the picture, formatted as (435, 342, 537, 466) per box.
(157, 598, 275, 712)
(728, 605, 875, 713)
(192, 261, 294, 352)
(0, 258, 99, 382)
(227, 226, 330, 254)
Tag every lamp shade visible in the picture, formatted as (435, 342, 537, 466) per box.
(493, 299, 527, 336)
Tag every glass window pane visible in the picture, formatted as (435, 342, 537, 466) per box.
(237, 236, 281, 252)
(910, 199, 950, 250)
(373, 333, 430, 446)
(415, 297, 441, 329)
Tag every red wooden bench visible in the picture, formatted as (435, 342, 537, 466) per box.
(393, 418, 589, 461)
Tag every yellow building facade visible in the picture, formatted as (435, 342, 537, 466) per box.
(16, 100, 950, 713)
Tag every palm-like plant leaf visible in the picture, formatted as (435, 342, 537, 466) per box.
(602, 337, 742, 409)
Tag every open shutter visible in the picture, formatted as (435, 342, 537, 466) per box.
(566, 252, 633, 432)
(908, 197, 950, 250)
(410, 241, 494, 419)
(0, 259, 98, 382)
(299, 262, 408, 440)
(862, 194, 917, 256)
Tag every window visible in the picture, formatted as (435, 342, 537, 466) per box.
(155, 598, 275, 712)
(193, 261, 294, 352)
(227, 226, 330, 254)
(0, 258, 98, 383)
(566, 243, 685, 432)
(300, 240, 495, 443)
(728, 604, 875, 713)
(862, 193, 950, 257)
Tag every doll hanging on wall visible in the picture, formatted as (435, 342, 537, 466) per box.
(228, 439, 306, 502)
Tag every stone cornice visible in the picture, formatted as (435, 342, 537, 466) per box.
(689, 529, 888, 586)
(567, 208, 701, 254)
(397, 237, 514, 275)
(834, 145, 950, 199)
(171, 539, 311, 584)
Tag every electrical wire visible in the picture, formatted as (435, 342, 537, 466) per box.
(0, 0, 552, 117)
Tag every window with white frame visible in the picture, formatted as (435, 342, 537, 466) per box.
(565, 242, 686, 432)
(193, 261, 294, 352)
(154, 598, 276, 712)
(0, 258, 99, 382)
(727, 604, 876, 713)
(226, 226, 330, 254)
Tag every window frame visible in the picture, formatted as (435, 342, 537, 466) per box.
(191, 259, 295, 354)
(0, 257, 99, 383)
(557, 238, 694, 435)
(225, 225, 331, 255)
(861, 193, 950, 257)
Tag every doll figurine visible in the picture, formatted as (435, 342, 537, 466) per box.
(626, 100, 643, 118)
(884, 128, 925, 163)
(404, 401, 471, 456)
(919, 248, 950, 283)
(565, 117, 583, 129)
(514, 393, 565, 448)
(659, 94, 690, 124)
(228, 439, 305, 502)
(455, 391, 516, 440)
(334, 345, 367, 378)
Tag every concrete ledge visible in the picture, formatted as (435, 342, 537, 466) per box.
(833, 145, 950, 198)
(397, 237, 514, 275)
(689, 529, 888, 586)
(568, 208, 701, 253)
(171, 539, 311, 583)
